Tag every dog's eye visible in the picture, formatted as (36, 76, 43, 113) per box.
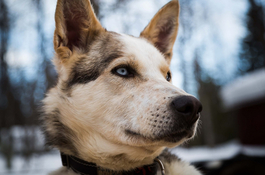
(116, 68, 128, 76)
(166, 72, 171, 81)
(112, 66, 134, 78)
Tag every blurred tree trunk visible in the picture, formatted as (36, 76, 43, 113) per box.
(240, 0, 265, 73)
(193, 52, 216, 147)
(0, 0, 15, 169)
(35, 0, 56, 93)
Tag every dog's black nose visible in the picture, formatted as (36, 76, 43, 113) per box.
(171, 96, 202, 123)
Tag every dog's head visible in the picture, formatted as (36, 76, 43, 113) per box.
(43, 0, 202, 170)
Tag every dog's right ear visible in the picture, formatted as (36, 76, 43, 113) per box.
(140, 0, 180, 65)
(54, 0, 105, 59)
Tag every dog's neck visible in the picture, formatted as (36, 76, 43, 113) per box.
(61, 153, 165, 175)
(56, 125, 166, 171)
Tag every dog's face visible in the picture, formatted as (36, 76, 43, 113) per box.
(43, 0, 202, 169)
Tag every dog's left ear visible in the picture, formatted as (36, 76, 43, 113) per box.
(54, 0, 105, 59)
(140, 0, 180, 65)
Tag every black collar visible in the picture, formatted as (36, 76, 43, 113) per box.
(61, 152, 165, 175)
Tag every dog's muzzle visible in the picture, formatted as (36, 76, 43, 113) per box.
(159, 95, 202, 142)
(126, 95, 202, 143)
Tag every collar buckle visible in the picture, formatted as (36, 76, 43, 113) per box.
(155, 158, 166, 175)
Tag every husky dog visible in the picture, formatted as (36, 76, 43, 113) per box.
(42, 0, 202, 174)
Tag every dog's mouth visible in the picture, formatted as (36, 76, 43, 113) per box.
(125, 129, 194, 143)
(125, 114, 200, 143)
(125, 122, 197, 143)
(125, 130, 143, 137)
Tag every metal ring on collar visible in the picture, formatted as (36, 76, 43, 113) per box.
(154, 158, 166, 175)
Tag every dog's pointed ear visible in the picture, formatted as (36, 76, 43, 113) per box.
(54, 0, 105, 59)
(140, 0, 180, 65)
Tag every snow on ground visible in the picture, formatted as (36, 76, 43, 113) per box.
(0, 151, 61, 175)
(1, 141, 265, 175)
(172, 140, 265, 163)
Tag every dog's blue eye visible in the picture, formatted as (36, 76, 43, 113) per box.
(112, 65, 135, 78)
(116, 68, 129, 76)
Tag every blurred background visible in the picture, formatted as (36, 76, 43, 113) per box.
(0, 0, 265, 174)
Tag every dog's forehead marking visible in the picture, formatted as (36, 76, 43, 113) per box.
(66, 32, 124, 88)
(118, 34, 169, 78)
